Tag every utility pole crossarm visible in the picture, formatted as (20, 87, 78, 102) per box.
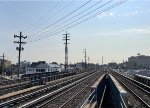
(14, 32, 27, 38)
(14, 41, 27, 44)
(14, 35, 20, 38)
(22, 36, 27, 39)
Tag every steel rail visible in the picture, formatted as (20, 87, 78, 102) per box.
(0, 71, 94, 107)
(99, 85, 107, 108)
(19, 72, 98, 108)
(114, 75, 150, 108)
(59, 73, 103, 108)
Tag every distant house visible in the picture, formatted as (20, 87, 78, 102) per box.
(0, 59, 11, 68)
(25, 61, 61, 74)
(76, 63, 83, 70)
(108, 62, 118, 69)
(4, 64, 19, 75)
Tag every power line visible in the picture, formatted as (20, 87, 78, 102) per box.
(0, 11, 26, 29)
(26, 0, 115, 43)
(48, 0, 103, 30)
(28, 0, 103, 41)
(23, 0, 65, 34)
(14, 0, 126, 44)
(1, 0, 65, 61)
(25, 0, 73, 38)
(28, 0, 92, 38)
(2, 41, 18, 65)
(47, 0, 113, 33)
(26, 0, 112, 42)
(4, 44, 16, 60)
(0, 2, 29, 29)
(1, 0, 126, 67)
(10, 52, 18, 65)
(71, 0, 127, 28)
(6, 1, 38, 21)
(45, 0, 74, 22)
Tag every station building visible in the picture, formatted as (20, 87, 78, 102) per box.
(25, 61, 61, 74)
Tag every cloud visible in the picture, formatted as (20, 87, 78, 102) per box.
(116, 10, 141, 17)
(97, 12, 115, 18)
(44, 47, 60, 50)
(97, 10, 141, 19)
(123, 11, 139, 16)
(95, 27, 150, 36)
(95, 32, 121, 36)
(121, 27, 150, 34)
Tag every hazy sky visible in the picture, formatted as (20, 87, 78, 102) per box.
(0, 0, 150, 64)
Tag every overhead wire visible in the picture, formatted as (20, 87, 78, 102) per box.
(27, 0, 113, 42)
(27, 0, 93, 38)
(27, 0, 74, 41)
(27, 0, 127, 43)
(1, 0, 127, 62)
(27, 0, 103, 41)
(1, 1, 43, 33)
(1, 0, 93, 56)
(22, 0, 64, 34)
(0, 2, 27, 26)
(25, 0, 74, 35)
(11, 53, 18, 64)
(45, 0, 103, 31)
(6, 1, 38, 21)
(4, 1, 37, 30)
(1, 0, 64, 62)
(3, 43, 17, 63)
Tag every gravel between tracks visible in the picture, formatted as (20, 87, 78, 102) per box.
(38, 72, 103, 108)
(112, 72, 150, 108)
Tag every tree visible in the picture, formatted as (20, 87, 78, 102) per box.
(52, 62, 58, 65)
(0, 66, 2, 74)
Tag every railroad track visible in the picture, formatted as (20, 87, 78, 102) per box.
(19, 70, 103, 108)
(0, 70, 85, 96)
(0, 76, 16, 86)
(110, 70, 150, 108)
(0, 71, 77, 96)
(0, 81, 30, 96)
(58, 72, 104, 108)
(0, 71, 88, 102)
(0, 70, 97, 107)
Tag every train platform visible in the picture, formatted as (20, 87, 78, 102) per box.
(0, 85, 44, 100)
(81, 102, 96, 108)
(134, 74, 150, 86)
(91, 74, 105, 91)
(109, 74, 128, 107)
(81, 74, 128, 108)
(0, 75, 13, 81)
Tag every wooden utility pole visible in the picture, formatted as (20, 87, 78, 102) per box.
(14, 32, 27, 77)
(102, 56, 103, 68)
(0, 53, 5, 76)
